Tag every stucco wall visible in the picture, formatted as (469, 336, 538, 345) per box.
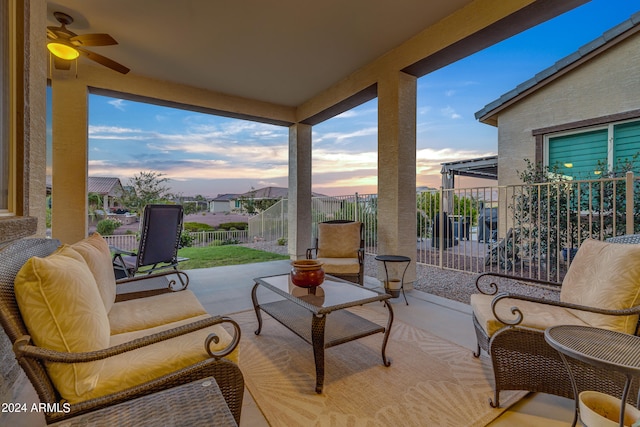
(497, 33, 640, 186)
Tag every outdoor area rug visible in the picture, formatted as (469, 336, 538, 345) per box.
(233, 307, 526, 427)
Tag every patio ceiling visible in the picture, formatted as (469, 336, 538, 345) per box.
(45, 0, 587, 124)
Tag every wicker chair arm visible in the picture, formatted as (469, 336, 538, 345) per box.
(490, 292, 640, 326)
(115, 269, 189, 291)
(475, 271, 562, 295)
(13, 316, 240, 363)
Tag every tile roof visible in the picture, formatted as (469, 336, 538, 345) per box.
(212, 193, 240, 201)
(475, 11, 640, 123)
(87, 177, 123, 195)
(237, 186, 328, 199)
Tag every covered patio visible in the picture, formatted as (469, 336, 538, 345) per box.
(3, 0, 597, 424)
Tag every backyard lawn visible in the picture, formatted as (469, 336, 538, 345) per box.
(177, 245, 289, 270)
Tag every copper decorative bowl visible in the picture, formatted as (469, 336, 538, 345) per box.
(290, 260, 325, 287)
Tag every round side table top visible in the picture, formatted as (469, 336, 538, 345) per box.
(375, 255, 411, 263)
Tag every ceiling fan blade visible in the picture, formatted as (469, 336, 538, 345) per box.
(77, 47, 130, 74)
(53, 56, 71, 70)
(46, 28, 60, 40)
(71, 33, 117, 47)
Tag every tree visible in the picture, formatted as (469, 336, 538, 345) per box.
(88, 192, 104, 221)
(120, 171, 173, 214)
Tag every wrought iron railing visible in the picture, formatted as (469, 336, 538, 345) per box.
(106, 173, 639, 282)
(245, 172, 639, 282)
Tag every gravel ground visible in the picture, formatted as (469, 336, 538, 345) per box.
(242, 241, 561, 305)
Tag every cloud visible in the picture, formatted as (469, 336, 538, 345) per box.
(441, 106, 462, 120)
(108, 99, 126, 111)
(445, 90, 456, 97)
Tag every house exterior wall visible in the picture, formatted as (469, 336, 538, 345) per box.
(497, 33, 640, 187)
(210, 200, 230, 213)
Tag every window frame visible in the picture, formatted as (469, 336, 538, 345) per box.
(0, 0, 16, 216)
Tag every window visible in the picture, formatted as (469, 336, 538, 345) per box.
(546, 119, 640, 179)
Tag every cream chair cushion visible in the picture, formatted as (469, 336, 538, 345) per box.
(317, 222, 361, 258)
(14, 245, 110, 400)
(71, 233, 117, 312)
(560, 239, 640, 334)
(108, 290, 208, 335)
(73, 314, 237, 403)
(471, 293, 590, 337)
(317, 257, 361, 274)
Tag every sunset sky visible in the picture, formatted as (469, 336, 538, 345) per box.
(48, 0, 640, 198)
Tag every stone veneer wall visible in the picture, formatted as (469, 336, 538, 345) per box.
(0, 218, 38, 405)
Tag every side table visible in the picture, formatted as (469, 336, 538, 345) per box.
(375, 255, 410, 305)
(51, 377, 238, 427)
(545, 325, 640, 427)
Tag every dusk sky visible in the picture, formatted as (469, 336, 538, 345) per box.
(48, 0, 640, 198)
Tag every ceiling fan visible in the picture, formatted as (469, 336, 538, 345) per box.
(47, 11, 130, 74)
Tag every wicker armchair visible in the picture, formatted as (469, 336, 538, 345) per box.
(471, 237, 640, 408)
(306, 220, 365, 285)
(0, 238, 244, 425)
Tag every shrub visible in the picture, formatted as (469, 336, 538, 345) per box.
(277, 237, 287, 246)
(180, 231, 194, 248)
(184, 222, 215, 232)
(218, 222, 248, 231)
(96, 218, 122, 235)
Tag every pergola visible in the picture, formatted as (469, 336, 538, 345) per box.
(12, 0, 588, 287)
(440, 155, 498, 190)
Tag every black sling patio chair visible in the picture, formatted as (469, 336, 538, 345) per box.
(112, 204, 189, 288)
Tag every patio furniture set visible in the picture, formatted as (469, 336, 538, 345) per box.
(0, 217, 400, 425)
(5, 209, 640, 426)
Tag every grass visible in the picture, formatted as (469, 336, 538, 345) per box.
(177, 245, 289, 270)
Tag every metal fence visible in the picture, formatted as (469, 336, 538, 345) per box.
(102, 230, 249, 251)
(104, 173, 639, 282)
(246, 172, 639, 282)
(247, 199, 288, 243)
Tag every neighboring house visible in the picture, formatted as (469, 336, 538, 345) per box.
(209, 193, 240, 213)
(87, 177, 125, 211)
(46, 176, 125, 211)
(475, 12, 640, 186)
(234, 186, 331, 213)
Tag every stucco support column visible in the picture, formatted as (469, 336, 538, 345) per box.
(51, 78, 88, 244)
(288, 123, 312, 260)
(377, 71, 417, 287)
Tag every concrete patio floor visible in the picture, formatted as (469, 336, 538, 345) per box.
(7, 260, 575, 426)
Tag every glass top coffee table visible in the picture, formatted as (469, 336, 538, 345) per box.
(251, 274, 394, 393)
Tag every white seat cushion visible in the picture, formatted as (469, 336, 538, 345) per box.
(317, 257, 360, 274)
(72, 314, 237, 404)
(108, 290, 208, 335)
(471, 293, 589, 337)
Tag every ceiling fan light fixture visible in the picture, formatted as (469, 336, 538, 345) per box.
(47, 41, 79, 60)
